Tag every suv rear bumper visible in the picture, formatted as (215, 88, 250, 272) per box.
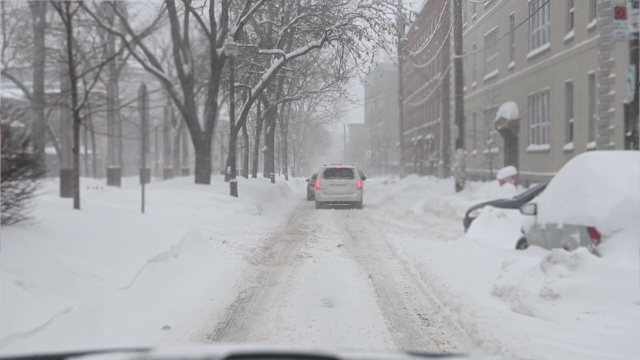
(315, 191, 363, 203)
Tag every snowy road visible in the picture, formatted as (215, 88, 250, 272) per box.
(204, 201, 471, 353)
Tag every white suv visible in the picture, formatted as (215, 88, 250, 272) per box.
(314, 165, 366, 209)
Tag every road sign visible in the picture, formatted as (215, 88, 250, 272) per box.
(614, 4, 630, 41)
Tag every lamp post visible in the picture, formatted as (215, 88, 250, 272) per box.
(224, 36, 239, 197)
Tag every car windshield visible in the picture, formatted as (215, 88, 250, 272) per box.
(1, 1, 638, 360)
(511, 182, 546, 201)
(322, 168, 355, 179)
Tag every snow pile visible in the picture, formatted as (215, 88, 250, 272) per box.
(466, 206, 523, 250)
(0, 175, 301, 354)
(495, 166, 516, 180)
(495, 101, 519, 122)
(369, 174, 640, 360)
(533, 151, 640, 237)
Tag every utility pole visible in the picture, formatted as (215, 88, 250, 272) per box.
(626, 0, 639, 149)
(138, 83, 148, 214)
(343, 122, 348, 163)
(397, 0, 406, 177)
(453, 0, 466, 192)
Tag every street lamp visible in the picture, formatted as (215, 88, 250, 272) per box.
(224, 36, 239, 197)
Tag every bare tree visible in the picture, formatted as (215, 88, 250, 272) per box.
(224, 0, 395, 187)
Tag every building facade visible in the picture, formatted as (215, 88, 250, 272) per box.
(348, 123, 368, 170)
(363, 61, 400, 175)
(462, 0, 637, 183)
(402, 0, 452, 177)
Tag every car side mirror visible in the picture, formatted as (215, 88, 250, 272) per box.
(305, 179, 310, 182)
(520, 203, 537, 216)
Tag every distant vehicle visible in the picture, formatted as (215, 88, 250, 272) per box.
(463, 182, 548, 232)
(314, 164, 366, 209)
(518, 151, 640, 254)
(305, 173, 318, 200)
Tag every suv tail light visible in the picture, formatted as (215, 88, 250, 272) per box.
(315, 180, 321, 189)
(356, 179, 363, 189)
(586, 226, 602, 246)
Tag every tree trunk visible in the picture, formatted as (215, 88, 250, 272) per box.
(224, 133, 237, 182)
(263, 103, 277, 178)
(251, 100, 263, 178)
(29, 1, 47, 175)
(163, 104, 173, 176)
(90, 115, 97, 178)
(241, 121, 249, 178)
(194, 136, 212, 184)
(181, 125, 189, 175)
(172, 122, 182, 177)
(282, 128, 288, 181)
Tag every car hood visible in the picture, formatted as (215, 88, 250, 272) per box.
(0, 345, 513, 360)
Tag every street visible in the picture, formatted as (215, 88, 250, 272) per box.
(204, 202, 470, 353)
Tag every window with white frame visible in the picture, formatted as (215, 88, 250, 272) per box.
(528, 89, 550, 145)
(529, 0, 550, 51)
(509, 14, 515, 63)
(484, 27, 499, 76)
(588, 72, 596, 141)
(589, 0, 597, 22)
(565, 81, 574, 144)
(567, 0, 575, 34)
(472, 43, 477, 82)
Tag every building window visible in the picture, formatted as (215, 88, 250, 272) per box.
(588, 72, 596, 142)
(567, 0, 575, 33)
(528, 89, 550, 146)
(484, 27, 499, 77)
(472, 43, 477, 83)
(589, 0, 597, 22)
(565, 81, 574, 144)
(509, 14, 515, 63)
(484, 106, 498, 150)
(529, 0, 550, 51)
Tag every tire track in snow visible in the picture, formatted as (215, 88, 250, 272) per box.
(207, 205, 310, 342)
(334, 210, 471, 354)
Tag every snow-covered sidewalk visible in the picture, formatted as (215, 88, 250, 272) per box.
(0, 175, 301, 353)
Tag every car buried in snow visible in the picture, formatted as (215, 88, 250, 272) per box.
(462, 181, 548, 232)
(517, 151, 640, 255)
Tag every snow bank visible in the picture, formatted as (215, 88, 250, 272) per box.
(0, 175, 301, 354)
(466, 206, 523, 250)
(366, 174, 640, 360)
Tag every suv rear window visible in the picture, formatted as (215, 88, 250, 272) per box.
(323, 168, 354, 179)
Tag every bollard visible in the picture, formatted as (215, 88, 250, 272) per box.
(270, 173, 276, 184)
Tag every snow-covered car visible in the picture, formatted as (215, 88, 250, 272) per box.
(518, 151, 640, 254)
(314, 165, 366, 209)
(463, 181, 548, 232)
